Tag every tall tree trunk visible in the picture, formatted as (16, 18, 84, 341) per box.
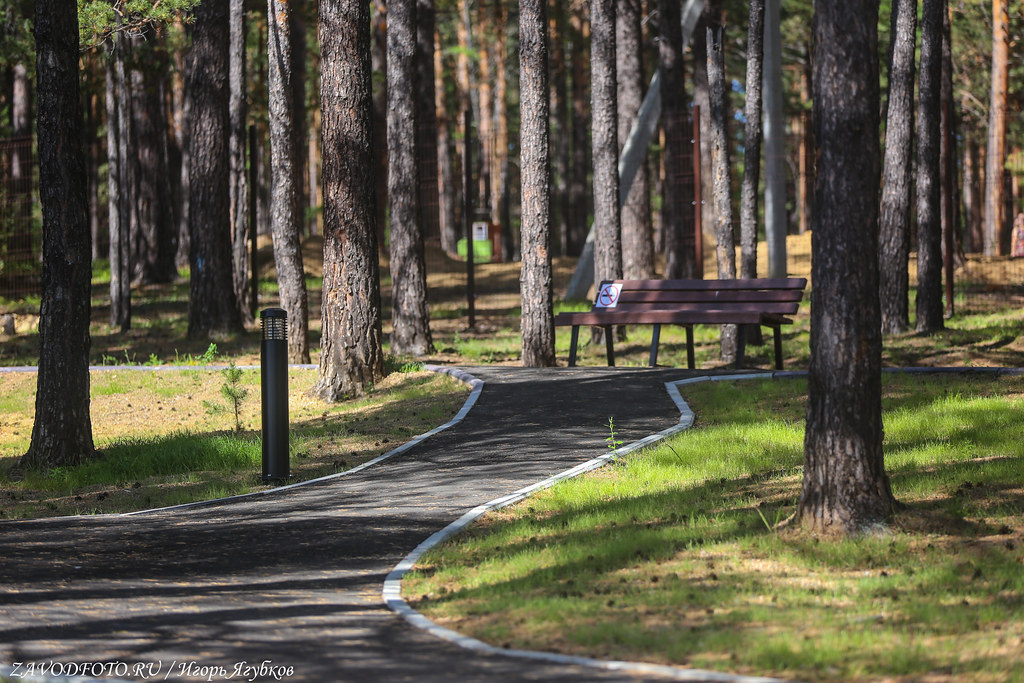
(107, 33, 131, 332)
(130, 30, 178, 286)
(388, 0, 433, 356)
(520, 0, 555, 368)
(798, 0, 894, 536)
(371, 2, 388, 250)
(617, 0, 654, 280)
(797, 54, 813, 235)
(916, 0, 945, 334)
(477, 3, 494, 218)
(10, 63, 33, 269)
(740, 0, 765, 288)
(416, 0, 441, 243)
(706, 27, 737, 362)
(939, 3, 955, 317)
(313, 0, 385, 400)
(24, 0, 96, 469)
(291, 2, 309, 238)
(963, 135, 983, 252)
(268, 0, 311, 362)
(591, 0, 621, 292)
(983, 0, 1009, 255)
(492, 1, 510, 251)
(762, 0, 787, 277)
(693, 1, 719, 250)
(660, 0, 695, 279)
(878, 0, 916, 335)
(173, 39, 190, 270)
(186, 0, 244, 339)
(229, 0, 252, 322)
(87, 89, 103, 261)
(567, 7, 591, 258)
(435, 29, 458, 253)
(550, 0, 570, 256)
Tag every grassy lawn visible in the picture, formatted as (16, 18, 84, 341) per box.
(404, 373, 1024, 681)
(0, 364, 469, 518)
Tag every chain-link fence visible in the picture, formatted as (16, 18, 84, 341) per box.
(0, 136, 39, 304)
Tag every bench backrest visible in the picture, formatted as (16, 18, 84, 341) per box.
(593, 278, 807, 315)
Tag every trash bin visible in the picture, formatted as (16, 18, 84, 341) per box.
(260, 308, 289, 481)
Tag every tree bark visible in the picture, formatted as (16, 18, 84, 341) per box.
(23, 0, 96, 469)
(112, 25, 132, 331)
(416, 0, 441, 243)
(983, 0, 1009, 255)
(798, 0, 895, 536)
(591, 0, 622, 292)
(916, 0, 945, 334)
(963, 136, 983, 252)
(435, 28, 459, 254)
(371, 2, 388, 249)
(519, 0, 555, 368)
(186, 0, 244, 339)
(878, 0, 916, 335)
(617, 0, 654, 280)
(130, 30, 178, 286)
(550, 0, 570, 256)
(762, 0, 787, 277)
(706, 27, 737, 362)
(268, 0, 311, 362)
(104, 50, 130, 331)
(313, 0, 385, 400)
(388, 0, 433, 356)
(660, 0, 695, 279)
(740, 0, 765, 290)
(229, 0, 252, 322)
(567, 7, 591, 258)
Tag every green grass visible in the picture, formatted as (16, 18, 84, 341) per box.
(0, 366, 470, 517)
(405, 374, 1024, 681)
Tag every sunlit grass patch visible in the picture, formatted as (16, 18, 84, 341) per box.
(405, 374, 1024, 681)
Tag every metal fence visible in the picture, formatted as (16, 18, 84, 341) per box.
(0, 136, 39, 303)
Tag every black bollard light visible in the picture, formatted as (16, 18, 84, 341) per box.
(261, 308, 289, 481)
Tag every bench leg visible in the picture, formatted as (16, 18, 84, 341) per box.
(568, 326, 580, 367)
(685, 326, 695, 369)
(604, 326, 615, 366)
(735, 324, 747, 370)
(649, 324, 661, 367)
(772, 325, 783, 369)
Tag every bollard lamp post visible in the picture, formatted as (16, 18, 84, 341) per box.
(260, 308, 289, 481)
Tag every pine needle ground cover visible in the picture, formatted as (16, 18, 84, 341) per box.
(0, 368, 468, 518)
(405, 374, 1024, 682)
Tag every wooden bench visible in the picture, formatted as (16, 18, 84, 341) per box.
(553, 278, 807, 369)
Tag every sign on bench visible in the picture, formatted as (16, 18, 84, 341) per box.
(553, 278, 807, 370)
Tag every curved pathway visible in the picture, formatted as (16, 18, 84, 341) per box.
(0, 366, 765, 682)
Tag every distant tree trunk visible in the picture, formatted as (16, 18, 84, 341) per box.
(963, 135, 983, 252)
(24, 0, 96, 469)
(229, 0, 252, 322)
(86, 89, 102, 261)
(435, 29, 458, 253)
(10, 63, 33, 267)
(740, 0, 765, 329)
(186, 0, 244, 339)
(268, 0, 311, 362)
(693, 1, 719, 248)
(492, 1, 511, 248)
(878, 0, 916, 335)
(939, 3, 955, 317)
(706, 27, 737, 362)
(798, 0, 895, 536)
(173, 42, 190, 270)
(567, 7, 591, 258)
(477, 4, 494, 219)
(313, 0, 385, 400)
(388, 0, 433, 356)
(660, 0, 694, 279)
(520, 0, 555, 367)
(550, 0, 570, 256)
(416, 0, 441, 244)
(291, 3, 309, 237)
(762, 0, 787, 277)
(797, 55, 813, 235)
(591, 0, 621, 292)
(915, 0, 944, 334)
(106, 33, 131, 332)
(983, 0, 1009, 255)
(617, 0, 654, 280)
(130, 30, 178, 286)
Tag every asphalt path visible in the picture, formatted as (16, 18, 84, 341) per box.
(0, 366, 772, 683)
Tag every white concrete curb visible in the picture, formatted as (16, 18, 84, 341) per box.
(382, 372, 789, 683)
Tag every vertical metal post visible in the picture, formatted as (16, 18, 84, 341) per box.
(261, 308, 289, 481)
(463, 109, 476, 329)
